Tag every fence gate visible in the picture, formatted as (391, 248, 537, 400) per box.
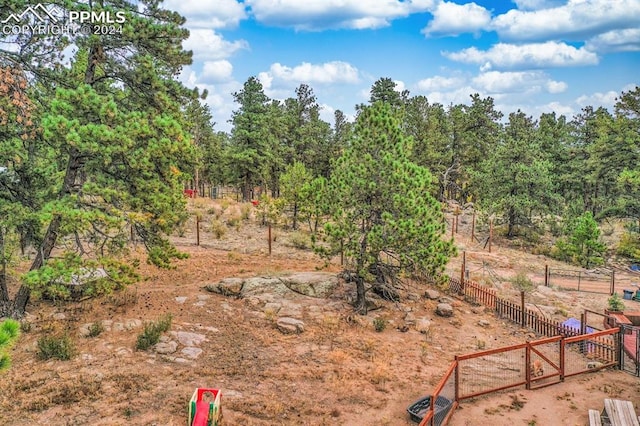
(527, 337, 562, 389)
(619, 324, 640, 377)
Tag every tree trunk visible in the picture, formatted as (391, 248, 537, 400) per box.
(354, 276, 367, 314)
(292, 201, 298, 230)
(0, 229, 8, 302)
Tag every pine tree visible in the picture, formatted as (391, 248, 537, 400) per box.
(321, 102, 455, 313)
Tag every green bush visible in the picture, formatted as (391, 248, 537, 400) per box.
(87, 321, 104, 338)
(608, 293, 625, 311)
(617, 232, 640, 262)
(373, 317, 387, 332)
(37, 334, 75, 361)
(287, 231, 311, 249)
(210, 219, 227, 239)
(135, 314, 172, 351)
(0, 319, 20, 371)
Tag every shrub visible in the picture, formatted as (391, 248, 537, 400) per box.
(287, 231, 311, 249)
(617, 232, 640, 262)
(87, 321, 104, 338)
(240, 203, 252, 221)
(607, 293, 625, 312)
(210, 219, 227, 239)
(373, 317, 387, 332)
(37, 334, 75, 360)
(226, 215, 241, 231)
(511, 272, 535, 293)
(135, 314, 172, 351)
(0, 319, 20, 371)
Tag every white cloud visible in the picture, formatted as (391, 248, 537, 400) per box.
(472, 71, 567, 94)
(259, 61, 361, 90)
(585, 28, 640, 53)
(491, 0, 640, 41)
(183, 29, 249, 61)
(444, 41, 599, 69)
(576, 90, 620, 110)
(416, 75, 464, 92)
(163, 0, 246, 29)
(422, 1, 491, 37)
(246, 0, 435, 30)
(201, 60, 234, 83)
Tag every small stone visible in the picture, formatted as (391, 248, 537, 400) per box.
(175, 296, 187, 304)
(155, 341, 178, 354)
(276, 317, 305, 334)
(406, 293, 420, 302)
(416, 318, 432, 334)
(436, 303, 454, 317)
(478, 319, 491, 328)
(181, 347, 203, 359)
(172, 331, 206, 347)
(424, 289, 440, 300)
(52, 313, 66, 320)
(404, 312, 417, 326)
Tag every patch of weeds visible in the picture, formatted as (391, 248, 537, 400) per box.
(476, 339, 486, 350)
(508, 394, 526, 411)
(108, 286, 138, 309)
(37, 334, 75, 361)
(373, 317, 387, 332)
(86, 321, 104, 338)
(226, 215, 241, 231)
(210, 219, 227, 239)
(287, 231, 311, 249)
(135, 314, 172, 351)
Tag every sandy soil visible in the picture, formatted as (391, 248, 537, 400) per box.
(0, 198, 638, 426)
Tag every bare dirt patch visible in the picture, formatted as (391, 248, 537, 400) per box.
(0, 199, 638, 425)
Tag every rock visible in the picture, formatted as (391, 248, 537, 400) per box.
(175, 296, 187, 304)
(436, 303, 454, 317)
(52, 313, 66, 321)
(276, 317, 305, 334)
(424, 289, 440, 300)
(471, 306, 484, 314)
(416, 318, 432, 334)
(279, 272, 339, 298)
(406, 292, 420, 302)
(478, 319, 491, 328)
(438, 296, 454, 304)
(155, 341, 178, 354)
(205, 277, 245, 297)
(404, 312, 417, 326)
(125, 319, 142, 330)
(172, 331, 206, 347)
(263, 302, 282, 313)
(181, 347, 203, 359)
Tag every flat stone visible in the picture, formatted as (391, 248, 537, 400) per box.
(205, 277, 245, 297)
(52, 313, 66, 320)
(181, 347, 203, 359)
(424, 289, 440, 300)
(125, 319, 142, 330)
(172, 331, 206, 347)
(175, 296, 187, 304)
(263, 302, 282, 313)
(276, 317, 305, 334)
(478, 319, 491, 328)
(416, 318, 432, 333)
(155, 341, 178, 354)
(404, 312, 417, 326)
(278, 272, 339, 298)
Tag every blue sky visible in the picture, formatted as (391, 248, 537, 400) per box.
(165, 0, 640, 132)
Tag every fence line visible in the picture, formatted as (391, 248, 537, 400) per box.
(417, 329, 621, 425)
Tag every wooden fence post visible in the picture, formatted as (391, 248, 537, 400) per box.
(521, 291, 526, 327)
(544, 265, 549, 287)
(610, 271, 615, 295)
(460, 251, 466, 286)
(470, 210, 475, 243)
(196, 215, 200, 246)
(488, 218, 493, 253)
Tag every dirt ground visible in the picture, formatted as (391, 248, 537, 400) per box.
(0, 198, 639, 426)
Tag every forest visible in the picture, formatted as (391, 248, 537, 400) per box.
(1, 0, 640, 320)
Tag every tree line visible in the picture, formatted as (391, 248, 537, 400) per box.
(1, 0, 638, 319)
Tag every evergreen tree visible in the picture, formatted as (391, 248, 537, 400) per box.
(1, 0, 195, 317)
(473, 111, 554, 237)
(280, 161, 312, 230)
(229, 76, 272, 201)
(321, 102, 454, 313)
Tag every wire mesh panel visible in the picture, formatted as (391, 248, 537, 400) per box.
(564, 329, 619, 377)
(456, 345, 527, 400)
(620, 325, 640, 377)
(528, 337, 562, 389)
(548, 268, 612, 294)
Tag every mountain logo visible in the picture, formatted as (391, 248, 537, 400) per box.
(2, 4, 59, 24)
